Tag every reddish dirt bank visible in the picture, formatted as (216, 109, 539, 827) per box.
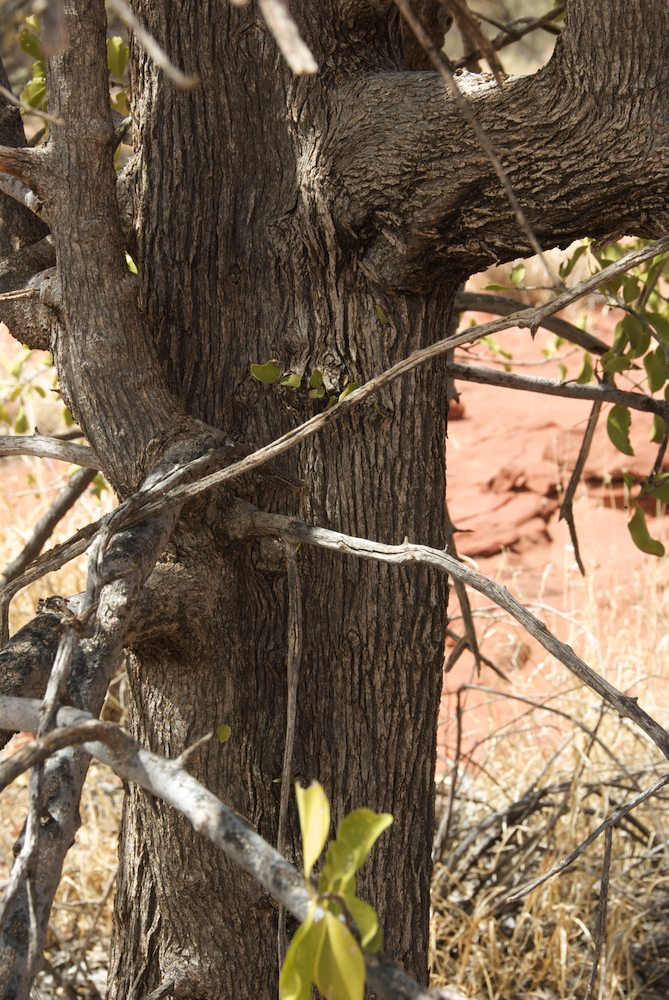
(438, 311, 669, 765)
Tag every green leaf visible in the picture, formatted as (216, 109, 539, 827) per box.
(601, 351, 632, 374)
(32, 384, 46, 398)
(648, 312, 669, 346)
(621, 314, 649, 359)
(607, 405, 634, 456)
(19, 28, 43, 61)
(576, 354, 593, 385)
(651, 414, 667, 444)
(559, 242, 590, 280)
(558, 363, 568, 381)
(216, 723, 232, 744)
(345, 895, 382, 952)
(125, 252, 138, 274)
(644, 348, 668, 393)
(309, 387, 325, 400)
(309, 369, 323, 389)
(628, 505, 665, 557)
(326, 395, 338, 409)
(13, 409, 29, 434)
(375, 303, 390, 326)
(510, 263, 525, 287)
(279, 911, 316, 1000)
(338, 382, 359, 402)
(280, 372, 302, 389)
(319, 809, 392, 895)
(313, 912, 364, 1000)
(622, 276, 641, 305)
(250, 360, 282, 385)
(62, 405, 74, 428)
(649, 474, 669, 504)
(484, 283, 509, 292)
(107, 36, 129, 80)
(20, 62, 47, 110)
(0, 405, 10, 425)
(296, 782, 330, 880)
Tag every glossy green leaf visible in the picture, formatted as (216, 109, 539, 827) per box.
(644, 348, 668, 393)
(279, 912, 316, 1000)
(607, 405, 634, 456)
(313, 912, 364, 1000)
(576, 354, 593, 385)
(621, 314, 649, 359)
(296, 782, 330, 879)
(280, 372, 302, 389)
(250, 360, 282, 385)
(107, 36, 129, 80)
(216, 723, 232, 744)
(651, 414, 667, 444)
(628, 505, 665, 557)
(309, 369, 323, 389)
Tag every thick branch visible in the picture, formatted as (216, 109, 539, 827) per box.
(327, 0, 669, 289)
(0, 696, 466, 1000)
(0, 435, 98, 467)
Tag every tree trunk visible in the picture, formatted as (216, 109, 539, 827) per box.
(108, 4, 450, 995)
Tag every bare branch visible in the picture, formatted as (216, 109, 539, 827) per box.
(106, 0, 200, 89)
(584, 826, 612, 1000)
(0, 435, 98, 467)
(445, 362, 669, 417)
(558, 401, 602, 576)
(454, 290, 609, 356)
(234, 504, 669, 761)
(277, 542, 303, 964)
(455, 4, 566, 70)
(1, 467, 97, 588)
(0, 695, 467, 1000)
(257, 0, 318, 75)
(508, 774, 669, 902)
(0, 173, 48, 222)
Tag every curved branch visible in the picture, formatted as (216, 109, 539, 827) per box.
(0, 435, 98, 467)
(0, 695, 467, 1000)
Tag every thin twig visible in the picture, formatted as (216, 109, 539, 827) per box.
(584, 826, 612, 1000)
(0, 434, 98, 467)
(455, 4, 566, 70)
(1, 467, 97, 587)
(558, 401, 602, 575)
(508, 774, 669, 902)
(445, 362, 669, 417)
(0, 82, 63, 126)
(277, 542, 303, 965)
(237, 505, 669, 762)
(106, 0, 200, 89)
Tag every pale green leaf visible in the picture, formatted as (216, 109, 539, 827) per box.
(296, 782, 330, 879)
(375, 303, 390, 326)
(319, 809, 392, 894)
(575, 354, 593, 385)
(651, 414, 667, 444)
(314, 912, 364, 1000)
(338, 382, 359, 402)
(250, 360, 282, 385)
(280, 372, 302, 389)
(107, 36, 129, 80)
(279, 913, 316, 1000)
(345, 895, 382, 952)
(215, 723, 232, 744)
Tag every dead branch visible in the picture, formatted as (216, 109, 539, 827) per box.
(0, 695, 467, 1000)
(0, 435, 98, 467)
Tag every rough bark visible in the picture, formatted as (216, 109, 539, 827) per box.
(1, 0, 668, 997)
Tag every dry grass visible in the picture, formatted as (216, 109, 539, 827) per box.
(1, 344, 668, 999)
(432, 559, 669, 999)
